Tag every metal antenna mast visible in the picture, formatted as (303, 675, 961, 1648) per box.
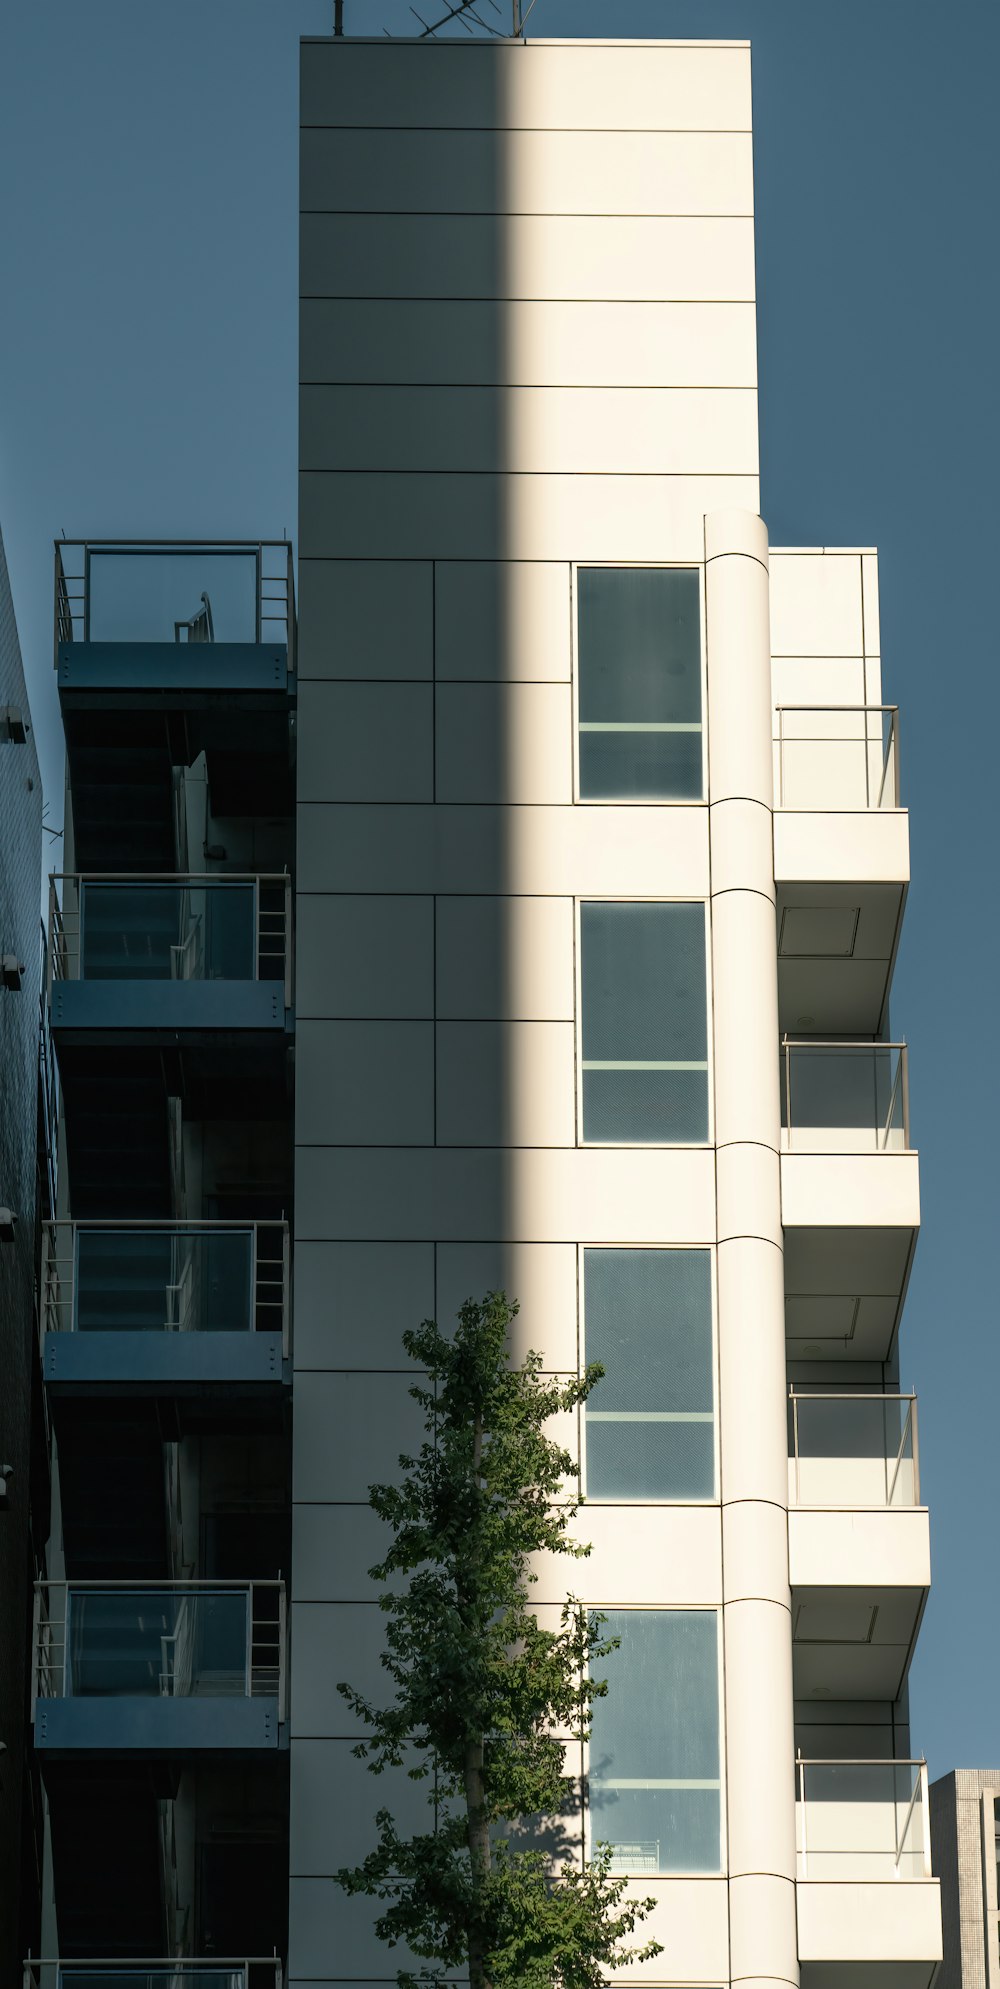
(334, 0, 344, 30)
(381, 0, 539, 39)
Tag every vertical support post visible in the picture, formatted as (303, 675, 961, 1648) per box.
(278, 1581, 288, 1725)
(901, 1044, 911, 1149)
(283, 872, 293, 1009)
(281, 1221, 291, 1358)
(706, 509, 799, 1989)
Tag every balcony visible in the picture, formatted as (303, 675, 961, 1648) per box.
(54, 542, 295, 867)
(41, 1221, 289, 1395)
(796, 1759, 941, 1989)
(781, 1042, 919, 1367)
(788, 1392, 919, 1509)
(55, 540, 294, 689)
(24, 1967, 283, 1989)
(773, 706, 907, 1039)
(33, 1582, 285, 1756)
(49, 874, 291, 1034)
(788, 1393, 929, 1700)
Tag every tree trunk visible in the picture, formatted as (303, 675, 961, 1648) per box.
(464, 1410, 491, 1989)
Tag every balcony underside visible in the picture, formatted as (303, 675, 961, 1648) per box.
(35, 1695, 283, 1756)
(790, 1506, 929, 1701)
(797, 1879, 941, 1989)
(776, 880, 907, 1038)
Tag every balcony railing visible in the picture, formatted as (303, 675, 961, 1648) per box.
(781, 1039, 910, 1152)
(796, 1757, 932, 1879)
(54, 539, 294, 664)
(33, 1581, 285, 1717)
(48, 874, 292, 1009)
(24, 1964, 283, 1989)
(42, 1221, 289, 1353)
(789, 1392, 919, 1508)
(774, 705, 900, 810)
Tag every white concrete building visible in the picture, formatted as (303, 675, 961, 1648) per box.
(292, 33, 941, 1989)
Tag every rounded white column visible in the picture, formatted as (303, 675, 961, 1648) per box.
(705, 509, 798, 1989)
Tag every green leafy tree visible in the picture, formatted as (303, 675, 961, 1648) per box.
(335, 1291, 662, 1989)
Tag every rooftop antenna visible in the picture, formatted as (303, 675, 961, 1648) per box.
(334, 0, 344, 30)
(411, 0, 501, 33)
(384, 0, 537, 39)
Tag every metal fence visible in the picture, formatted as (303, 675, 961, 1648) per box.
(41, 1220, 289, 1352)
(54, 539, 295, 666)
(48, 873, 292, 1009)
(24, 1964, 284, 1989)
(33, 1581, 286, 1718)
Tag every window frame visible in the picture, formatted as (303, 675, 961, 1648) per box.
(578, 1243, 720, 1507)
(574, 896, 715, 1149)
(570, 561, 709, 807)
(582, 1605, 727, 1878)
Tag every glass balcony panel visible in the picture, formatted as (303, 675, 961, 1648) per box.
(782, 1043, 907, 1152)
(66, 1589, 250, 1699)
(796, 1760, 928, 1878)
(75, 1229, 254, 1334)
(775, 707, 898, 810)
(789, 1395, 917, 1507)
(86, 549, 258, 645)
(79, 883, 255, 983)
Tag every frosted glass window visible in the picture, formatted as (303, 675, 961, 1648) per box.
(584, 1250, 714, 1500)
(577, 567, 702, 799)
(589, 1610, 721, 1873)
(580, 902, 709, 1142)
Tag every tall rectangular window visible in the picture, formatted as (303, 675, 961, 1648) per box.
(577, 566, 703, 800)
(580, 901, 709, 1143)
(584, 1250, 715, 1500)
(589, 1610, 722, 1874)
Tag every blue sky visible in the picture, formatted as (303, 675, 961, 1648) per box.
(1, 0, 997, 1776)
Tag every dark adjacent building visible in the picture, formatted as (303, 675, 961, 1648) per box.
(0, 523, 45, 1983)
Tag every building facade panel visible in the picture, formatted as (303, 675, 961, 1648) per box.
(294, 31, 936, 1989)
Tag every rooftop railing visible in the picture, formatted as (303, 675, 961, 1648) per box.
(774, 705, 899, 810)
(54, 540, 294, 665)
(48, 874, 292, 1010)
(781, 1039, 910, 1153)
(788, 1391, 919, 1508)
(42, 1220, 289, 1354)
(33, 1581, 285, 1718)
(23, 1964, 283, 1989)
(796, 1757, 931, 1879)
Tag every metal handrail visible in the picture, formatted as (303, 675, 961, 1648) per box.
(53, 538, 295, 671)
(774, 703, 900, 809)
(41, 1219, 290, 1355)
(47, 872, 293, 1009)
(788, 1390, 920, 1507)
(32, 1579, 286, 1712)
(23, 1964, 284, 1989)
(781, 1036, 910, 1151)
(795, 1755, 932, 1881)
